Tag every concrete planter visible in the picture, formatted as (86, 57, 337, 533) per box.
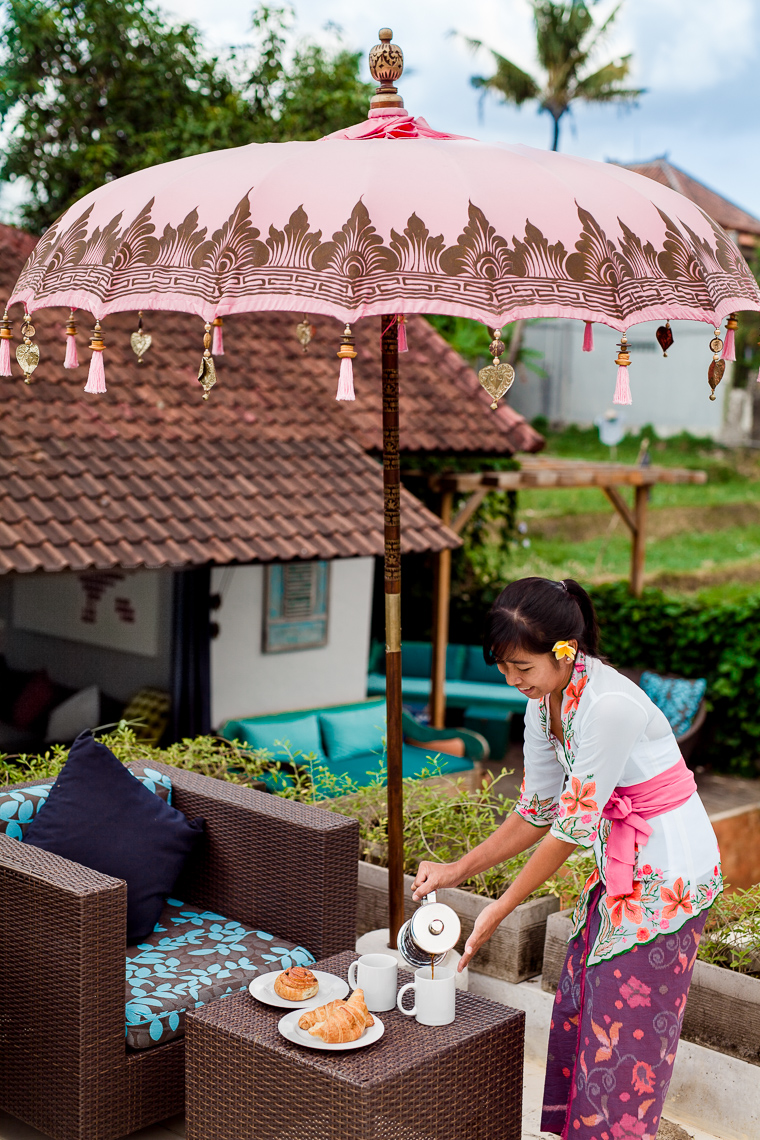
(357, 860, 559, 984)
(541, 909, 760, 1064)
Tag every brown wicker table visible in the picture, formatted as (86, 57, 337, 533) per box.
(185, 949, 525, 1140)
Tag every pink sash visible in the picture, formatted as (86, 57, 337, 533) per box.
(601, 757, 697, 898)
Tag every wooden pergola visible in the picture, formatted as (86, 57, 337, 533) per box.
(427, 456, 707, 728)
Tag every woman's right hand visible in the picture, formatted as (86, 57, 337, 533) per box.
(411, 860, 462, 900)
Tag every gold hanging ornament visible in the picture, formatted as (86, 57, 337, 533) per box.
(198, 322, 217, 400)
(130, 311, 152, 365)
(707, 327, 725, 401)
(478, 329, 515, 410)
(16, 313, 40, 383)
(295, 316, 314, 353)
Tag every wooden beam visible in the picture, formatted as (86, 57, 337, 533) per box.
(631, 486, 649, 597)
(601, 486, 637, 535)
(451, 488, 488, 534)
(430, 490, 453, 730)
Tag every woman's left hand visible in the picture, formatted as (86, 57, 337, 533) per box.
(457, 900, 508, 972)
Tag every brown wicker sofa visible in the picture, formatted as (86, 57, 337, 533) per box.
(0, 763, 359, 1140)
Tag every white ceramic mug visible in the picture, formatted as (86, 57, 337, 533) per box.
(347, 953, 398, 1012)
(397, 966, 456, 1026)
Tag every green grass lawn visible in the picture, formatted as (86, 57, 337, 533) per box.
(472, 422, 760, 596)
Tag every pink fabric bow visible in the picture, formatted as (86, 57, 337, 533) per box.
(602, 758, 697, 898)
(323, 110, 473, 141)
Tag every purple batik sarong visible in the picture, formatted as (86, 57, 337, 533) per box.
(542, 884, 707, 1140)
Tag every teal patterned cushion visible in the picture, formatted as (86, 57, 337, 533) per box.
(639, 672, 707, 737)
(0, 784, 52, 840)
(0, 765, 172, 841)
(125, 899, 315, 1050)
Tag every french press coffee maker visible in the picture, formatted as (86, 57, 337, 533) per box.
(397, 892, 461, 971)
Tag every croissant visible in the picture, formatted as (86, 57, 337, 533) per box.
(345, 988, 374, 1029)
(274, 966, 319, 1001)
(306, 989, 375, 1044)
(298, 999, 345, 1030)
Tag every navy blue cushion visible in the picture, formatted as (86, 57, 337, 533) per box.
(23, 731, 204, 943)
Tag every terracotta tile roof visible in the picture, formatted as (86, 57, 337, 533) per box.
(618, 159, 760, 242)
(0, 222, 549, 572)
(0, 428, 459, 573)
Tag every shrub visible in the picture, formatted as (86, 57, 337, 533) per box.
(699, 884, 760, 976)
(588, 582, 760, 776)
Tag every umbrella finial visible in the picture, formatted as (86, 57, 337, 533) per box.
(369, 28, 404, 111)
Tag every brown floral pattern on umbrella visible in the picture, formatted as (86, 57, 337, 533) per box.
(13, 197, 758, 323)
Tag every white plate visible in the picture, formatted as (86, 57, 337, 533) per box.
(278, 1009, 385, 1051)
(248, 970, 349, 1010)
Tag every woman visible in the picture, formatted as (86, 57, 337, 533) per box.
(412, 577, 721, 1140)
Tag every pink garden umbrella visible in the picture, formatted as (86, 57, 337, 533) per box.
(6, 29, 760, 944)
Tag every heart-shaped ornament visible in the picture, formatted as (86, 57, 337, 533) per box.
(655, 324, 674, 356)
(197, 355, 217, 400)
(16, 341, 40, 379)
(707, 358, 725, 400)
(130, 331, 152, 362)
(478, 360, 515, 409)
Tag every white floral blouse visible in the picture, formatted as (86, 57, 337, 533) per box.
(515, 653, 722, 964)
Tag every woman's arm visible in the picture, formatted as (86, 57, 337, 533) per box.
(457, 833, 577, 971)
(411, 811, 550, 900)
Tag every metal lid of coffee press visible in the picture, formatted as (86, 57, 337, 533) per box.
(408, 891, 461, 955)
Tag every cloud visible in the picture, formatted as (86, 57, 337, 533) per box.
(159, 0, 760, 216)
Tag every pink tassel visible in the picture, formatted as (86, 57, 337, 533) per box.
(212, 319, 224, 356)
(582, 321, 594, 352)
(0, 336, 11, 378)
(336, 356, 355, 401)
(64, 332, 78, 369)
(613, 366, 632, 405)
(721, 326, 736, 362)
(397, 314, 408, 352)
(756, 367, 760, 385)
(84, 350, 106, 394)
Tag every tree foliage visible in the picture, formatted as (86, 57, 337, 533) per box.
(461, 1, 644, 151)
(0, 1, 373, 232)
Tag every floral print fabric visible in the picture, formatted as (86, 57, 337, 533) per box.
(515, 653, 722, 963)
(125, 898, 315, 1050)
(542, 885, 707, 1140)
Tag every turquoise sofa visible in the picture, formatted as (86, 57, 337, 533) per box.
(220, 698, 489, 794)
(366, 641, 529, 758)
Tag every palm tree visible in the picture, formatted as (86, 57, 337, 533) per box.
(462, 2, 644, 151)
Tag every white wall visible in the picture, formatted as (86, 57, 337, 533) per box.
(210, 558, 375, 727)
(0, 569, 173, 702)
(509, 319, 729, 437)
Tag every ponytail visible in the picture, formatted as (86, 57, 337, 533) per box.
(561, 579, 599, 656)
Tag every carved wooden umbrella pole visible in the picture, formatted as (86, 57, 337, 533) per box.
(9, 31, 760, 947)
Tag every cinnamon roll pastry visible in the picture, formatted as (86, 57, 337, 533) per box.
(273, 966, 319, 1001)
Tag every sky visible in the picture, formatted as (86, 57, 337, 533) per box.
(161, 0, 760, 220)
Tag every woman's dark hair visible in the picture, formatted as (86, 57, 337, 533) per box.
(483, 577, 600, 663)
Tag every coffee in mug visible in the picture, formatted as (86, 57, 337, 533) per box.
(397, 965, 455, 1026)
(347, 953, 398, 1012)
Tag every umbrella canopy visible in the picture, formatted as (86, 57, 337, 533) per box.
(9, 116, 760, 331)
(6, 28, 760, 948)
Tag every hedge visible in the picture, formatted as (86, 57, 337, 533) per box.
(588, 583, 760, 776)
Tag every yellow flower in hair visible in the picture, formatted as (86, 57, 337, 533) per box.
(553, 640, 576, 662)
